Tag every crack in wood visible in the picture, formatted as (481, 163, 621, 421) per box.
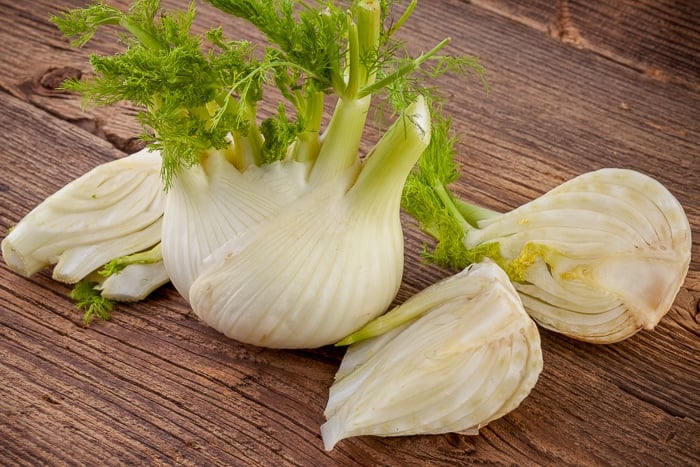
(1, 67, 145, 154)
(38, 66, 82, 90)
(614, 380, 688, 420)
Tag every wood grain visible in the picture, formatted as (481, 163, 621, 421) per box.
(469, 0, 700, 92)
(0, 0, 698, 465)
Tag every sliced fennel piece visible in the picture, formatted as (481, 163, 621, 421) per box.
(465, 168, 692, 343)
(99, 261, 170, 301)
(2, 148, 165, 290)
(52, 216, 162, 283)
(96, 243, 169, 301)
(188, 96, 431, 348)
(321, 261, 542, 451)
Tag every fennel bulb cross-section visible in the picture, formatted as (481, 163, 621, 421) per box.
(466, 168, 692, 343)
(322, 261, 543, 450)
(2, 148, 164, 285)
(404, 131, 692, 344)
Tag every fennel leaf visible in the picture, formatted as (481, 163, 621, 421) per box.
(69, 281, 115, 326)
(205, 0, 347, 94)
(260, 103, 305, 163)
(52, 0, 275, 188)
(401, 114, 498, 270)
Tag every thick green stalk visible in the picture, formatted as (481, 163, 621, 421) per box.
(455, 198, 500, 227)
(293, 91, 324, 162)
(343, 20, 362, 99)
(228, 103, 264, 170)
(308, 1, 380, 185)
(231, 130, 263, 170)
(353, 0, 381, 87)
(308, 95, 370, 184)
(350, 96, 430, 207)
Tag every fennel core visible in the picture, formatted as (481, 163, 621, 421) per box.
(34, 0, 489, 341)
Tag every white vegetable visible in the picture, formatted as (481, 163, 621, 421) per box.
(98, 261, 170, 301)
(466, 168, 692, 343)
(321, 261, 543, 450)
(187, 96, 432, 348)
(2, 148, 165, 294)
(405, 114, 693, 344)
(160, 147, 310, 298)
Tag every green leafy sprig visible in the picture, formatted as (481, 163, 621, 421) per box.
(69, 281, 115, 326)
(401, 113, 499, 269)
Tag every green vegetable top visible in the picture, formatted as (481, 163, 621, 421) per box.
(51, 0, 487, 189)
(401, 113, 499, 269)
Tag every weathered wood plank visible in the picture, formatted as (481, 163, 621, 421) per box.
(0, 0, 698, 465)
(469, 0, 700, 92)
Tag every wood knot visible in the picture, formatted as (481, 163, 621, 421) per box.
(40, 66, 82, 90)
(443, 432, 477, 453)
(41, 393, 61, 405)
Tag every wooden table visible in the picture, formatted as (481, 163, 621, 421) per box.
(1, 1, 698, 465)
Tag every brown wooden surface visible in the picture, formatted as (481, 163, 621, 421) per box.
(1, 0, 698, 465)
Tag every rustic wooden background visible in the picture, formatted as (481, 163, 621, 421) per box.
(1, 0, 698, 465)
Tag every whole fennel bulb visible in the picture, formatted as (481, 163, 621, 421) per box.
(188, 97, 431, 348)
(322, 261, 543, 450)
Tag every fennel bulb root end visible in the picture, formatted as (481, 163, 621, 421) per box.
(1, 233, 45, 278)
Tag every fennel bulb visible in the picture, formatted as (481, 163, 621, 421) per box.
(403, 128, 692, 343)
(188, 97, 431, 348)
(322, 261, 543, 450)
(160, 148, 311, 297)
(1, 148, 168, 303)
(46, 0, 483, 343)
